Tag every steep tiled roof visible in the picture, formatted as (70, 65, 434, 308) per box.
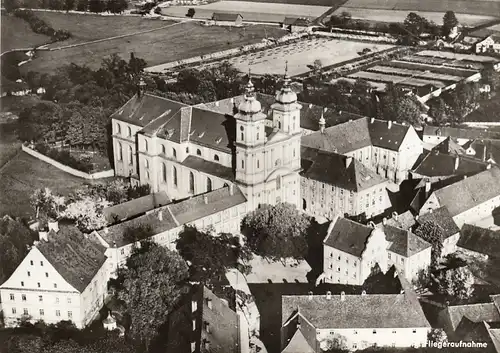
(188, 108, 236, 153)
(103, 192, 171, 223)
(212, 12, 242, 21)
(282, 328, 315, 353)
(110, 93, 187, 127)
(368, 119, 410, 151)
(300, 146, 387, 192)
(441, 303, 500, 331)
(431, 167, 500, 217)
(324, 217, 373, 257)
(282, 292, 430, 329)
(434, 137, 466, 155)
(37, 226, 107, 292)
(417, 206, 460, 239)
(458, 224, 500, 257)
(384, 211, 416, 230)
(412, 151, 488, 177)
(424, 126, 500, 140)
(182, 155, 234, 181)
(384, 225, 431, 257)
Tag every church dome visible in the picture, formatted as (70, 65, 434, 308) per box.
(238, 78, 262, 114)
(275, 66, 297, 104)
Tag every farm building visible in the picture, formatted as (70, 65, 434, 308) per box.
(281, 17, 314, 33)
(475, 35, 500, 54)
(211, 12, 243, 26)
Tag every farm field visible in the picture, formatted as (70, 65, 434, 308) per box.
(1, 15, 51, 52)
(348, 71, 446, 88)
(160, 0, 330, 22)
(340, 0, 500, 18)
(333, 7, 498, 26)
(219, 37, 393, 76)
(382, 60, 475, 77)
(21, 21, 287, 74)
(366, 65, 462, 83)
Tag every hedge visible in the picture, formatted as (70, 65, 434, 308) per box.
(35, 143, 93, 173)
(13, 9, 71, 42)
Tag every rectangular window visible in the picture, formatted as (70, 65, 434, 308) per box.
(39, 295, 43, 302)
(27, 271, 30, 277)
(21, 281, 24, 287)
(337, 267, 340, 272)
(67, 298, 72, 304)
(412, 329, 417, 333)
(373, 329, 377, 334)
(23, 308, 28, 315)
(56, 297, 59, 304)
(40, 309, 44, 316)
(56, 310, 61, 317)
(12, 308, 16, 314)
(54, 283, 57, 289)
(30, 260, 33, 266)
(388, 253, 391, 259)
(40, 261, 43, 266)
(68, 311, 72, 319)
(10, 294, 14, 301)
(37, 282, 40, 288)
(22, 295, 26, 301)
(45, 272, 48, 278)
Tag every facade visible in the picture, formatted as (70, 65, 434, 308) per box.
(0, 224, 109, 329)
(301, 118, 423, 184)
(300, 146, 392, 220)
(423, 126, 500, 147)
(457, 224, 500, 259)
(211, 12, 243, 26)
(281, 284, 430, 352)
(475, 35, 500, 54)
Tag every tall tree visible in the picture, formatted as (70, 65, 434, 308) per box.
(62, 195, 110, 232)
(404, 12, 430, 36)
(436, 266, 475, 300)
(241, 203, 310, 260)
(118, 243, 189, 350)
(30, 188, 65, 221)
(395, 96, 422, 125)
(88, 0, 105, 13)
(427, 96, 448, 125)
(64, 0, 76, 12)
(76, 0, 88, 11)
(442, 11, 459, 37)
(415, 220, 444, 268)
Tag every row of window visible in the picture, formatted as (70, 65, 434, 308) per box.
(12, 307, 72, 318)
(116, 123, 132, 138)
(10, 293, 72, 304)
(29, 260, 43, 266)
(324, 329, 418, 335)
(20, 281, 58, 288)
(27, 271, 49, 278)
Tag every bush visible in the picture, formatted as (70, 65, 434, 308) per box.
(34, 144, 93, 173)
(13, 9, 72, 42)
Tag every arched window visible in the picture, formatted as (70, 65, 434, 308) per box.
(224, 183, 228, 187)
(207, 177, 212, 192)
(146, 171, 150, 180)
(241, 160, 245, 169)
(257, 132, 260, 140)
(161, 145, 166, 155)
(276, 175, 281, 190)
(116, 123, 121, 135)
(293, 149, 296, 158)
(127, 126, 132, 137)
(241, 132, 244, 141)
(172, 148, 177, 159)
(257, 160, 260, 169)
(214, 154, 219, 161)
(173, 166, 178, 187)
(117, 142, 123, 161)
(128, 145, 133, 164)
(189, 172, 195, 193)
(197, 149, 202, 156)
(162, 163, 167, 182)
(144, 139, 148, 152)
(144, 159, 149, 169)
(186, 147, 189, 153)
(278, 122, 281, 129)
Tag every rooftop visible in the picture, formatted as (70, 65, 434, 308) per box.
(412, 151, 488, 178)
(212, 12, 242, 21)
(384, 211, 416, 230)
(384, 225, 431, 257)
(417, 206, 460, 239)
(323, 217, 373, 257)
(458, 224, 500, 258)
(440, 303, 500, 331)
(181, 155, 235, 181)
(423, 126, 500, 141)
(103, 191, 171, 223)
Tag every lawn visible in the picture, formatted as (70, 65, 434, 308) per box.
(21, 21, 287, 73)
(341, 0, 500, 18)
(1, 14, 51, 52)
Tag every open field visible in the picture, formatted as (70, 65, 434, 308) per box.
(1, 15, 51, 52)
(341, 0, 500, 18)
(222, 37, 393, 76)
(21, 21, 286, 74)
(333, 7, 498, 26)
(160, 0, 330, 22)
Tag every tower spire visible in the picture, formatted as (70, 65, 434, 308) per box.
(319, 109, 326, 133)
(283, 61, 291, 88)
(245, 68, 255, 98)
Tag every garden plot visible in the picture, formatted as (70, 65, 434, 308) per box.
(348, 71, 446, 88)
(415, 50, 499, 63)
(367, 65, 463, 83)
(399, 55, 487, 70)
(226, 38, 393, 76)
(384, 60, 475, 77)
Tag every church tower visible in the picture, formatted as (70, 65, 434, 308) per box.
(235, 68, 302, 211)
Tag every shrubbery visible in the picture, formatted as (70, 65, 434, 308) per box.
(34, 143, 94, 173)
(13, 9, 71, 41)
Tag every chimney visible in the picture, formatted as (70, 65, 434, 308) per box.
(39, 231, 48, 242)
(203, 195, 208, 204)
(382, 218, 387, 226)
(388, 121, 392, 129)
(464, 175, 467, 180)
(296, 322, 301, 329)
(370, 117, 375, 124)
(48, 220, 59, 233)
(487, 163, 492, 170)
(392, 211, 398, 220)
(345, 156, 353, 169)
(340, 291, 345, 301)
(454, 155, 459, 171)
(113, 241, 117, 248)
(326, 291, 332, 300)
(319, 111, 326, 133)
(308, 291, 313, 300)
(361, 290, 366, 296)
(229, 184, 234, 195)
(158, 211, 163, 221)
(206, 298, 212, 309)
(425, 179, 431, 195)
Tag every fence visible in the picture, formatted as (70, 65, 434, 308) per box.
(22, 144, 115, 179)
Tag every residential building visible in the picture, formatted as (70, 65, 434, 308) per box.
(381, 211, 416, 231)
(475, 35, 500, 54)
(423, 126, 500, 147)
(465, 139, 500, 165)
(281, 281, 430, 351)
(93, 185, 247, 274)
(281, 17, 314, 33)
(0, 224, 109, 329)
(103, 191, 170, 224)
(416, 206, 461, 256)
(419, 167, 500, 228)
(301, 117, 423, 184)
(457, 224, 500, 259)
(211, 13, 243, 26)
(300, 146, 392, 220)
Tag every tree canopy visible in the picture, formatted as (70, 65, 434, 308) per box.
(436, 266, 475, 301)
(415, 220, 444, 268)
(241, 203, 310, 260)
(442, 11, 459, 36)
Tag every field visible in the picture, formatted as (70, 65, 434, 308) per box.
(340, 0, 500, 18)
(1, 15, 51, 52)
(216, 37, 393, 76)
(160, 0, 331, 22)
(21, 20, 287, 74)
(333, 7, 498, 26)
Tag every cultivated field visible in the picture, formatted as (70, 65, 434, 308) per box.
(333, 7, 498, 27)
(340, 0, 500, 18)
(160, 0, 330, 22)
(1, 15, 51, 52)
(220, 37, 393, 76)
(21, 21, 286, 74)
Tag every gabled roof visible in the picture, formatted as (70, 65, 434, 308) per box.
(300, 146, 387, 192)
(412, 151, 488, 177)
(434, 137, 466, 155)
(458, 224, 500, 257)
(385, 225, 431, 257)
(282, 292, 430, 330)
(323, 217, 373, 257)
(103, 192, 171, 223)
(384, 211, 416, 230)
(468, 139, 500, 165)
(36, 226, 107, 292)
(417, 206, 460, 239)
(430, 167, 500, 217)
(441, 303, 500, 332)
(188, 108, 236, 153)
(212, 12, 242, 21)
(369, 119, 411, 151)
(423, 126, 500, 141)
(282, 327, 315, 353)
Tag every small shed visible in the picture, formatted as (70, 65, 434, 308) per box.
(281, 17, 313, 33)
(211, 12, 243, 27)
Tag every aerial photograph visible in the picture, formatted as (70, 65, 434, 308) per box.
(1, 0, 500, 352)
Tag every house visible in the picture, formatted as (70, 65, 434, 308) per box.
(465, 139, 500, 165)
(416, 206, 461, 256)
(301, 117, 423, 184)
(419, 167, 500, 228)
(475, 35, 500, 54)
(300, 146, 392, 220)
(0, 223, 109, 329)
(103, 191, 171, 223)
(281, 17, 313, 33)
(281, 280, 430, 351)
(381, 211, 416, 231)
(211, 12, 243, 26)
(423, 126, 500, 147)
(457, 224, 500, 259)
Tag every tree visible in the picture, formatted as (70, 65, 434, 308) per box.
(88, 0, 105, 13)
(4, 0, 21, 12)
(30, 188, 65, 221)
(436, 266, 475, 300)
(427, 96, 448, 125)
(176, 226, 253, 282)
(76, 0, 88, 11)
(64, 0, 75, 11)
(395, 95, 422, 125)
(404, 12, 430, 36)
(442, 11, 458, 37)
(428, 328, 447, 344)
(107, 0, 127, 14)
(123, 223, 154, 243)
(17, 101, 65, 143)
(62, 195, 110, 232)
(118, 243, 189, 350)
(186, 7, 195, 17)
(412, 266, 431, 290)
(415, 221, 444, 268)
(481, 63, 500, 91)
(241, 203, 310, 260)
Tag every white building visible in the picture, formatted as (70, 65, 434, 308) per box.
(0, 224, 109, 329)
(475, 35, 500, 54)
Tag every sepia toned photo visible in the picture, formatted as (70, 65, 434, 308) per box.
(1, 0, 500, 352)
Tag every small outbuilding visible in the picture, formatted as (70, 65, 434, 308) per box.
(281, 17, 313, 33)
(211, 12, 243, 26)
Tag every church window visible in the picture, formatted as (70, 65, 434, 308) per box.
(207, 177, 212, 192)
(146, 171, 150, 180)
(186, 147, 189, 153)
(116, 123, 121, 135)
(257, 160, 260, 169)
(144, 139, 148, 152)
(278, 122, 281, 129)
(197, 149, 202, 156)
(276, 175, 282, 190)
(214, 154, 219, 161)
(117, 142, 123, 161)
(144, 159, 149, 169)
(241, 132, 244, 141)
(293, 149, 295, 158)
(257, 132, 260, 140)
(240, 126, 244, 131)
(128, 146, 133, 165)
(241, 160, 245, 169)
(162, 163, 167, 182)
(127, 126, 132, 137)
(173, 167, 178, 187)
(189, 172, 195, 193)
(171, 148, 176, 159)
(161, 145, 166, 155)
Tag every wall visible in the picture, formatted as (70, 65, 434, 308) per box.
(453, 194, 500, 228)
(323, 246, 362, 285)
(22, 145, 114, 180)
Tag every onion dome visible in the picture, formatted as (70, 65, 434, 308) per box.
(238, 77, 262, 115)
(275, 62, 297, 104)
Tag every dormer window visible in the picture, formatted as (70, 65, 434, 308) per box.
(214, 154, 219, 161)
(197, 149, 202, 156)
(172, 148, 177, 159)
